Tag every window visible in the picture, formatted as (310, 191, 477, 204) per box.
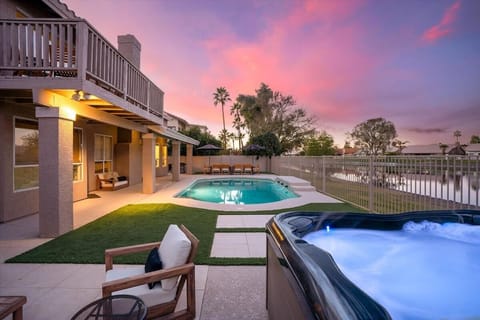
(162, 145, 168, 167)
(155, 144, 160, 168)
(73, 128, 83, 181)
(94, 134, 113, 173)
(14, 118, 39, 191)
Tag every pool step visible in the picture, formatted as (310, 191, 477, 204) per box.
(276, 176, 317, 193)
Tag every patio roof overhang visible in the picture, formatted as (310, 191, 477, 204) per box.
(148, 125, 200, 145)
(20, 89, 199, 145)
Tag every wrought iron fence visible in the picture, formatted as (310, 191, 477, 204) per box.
(272, 155, 480, 213)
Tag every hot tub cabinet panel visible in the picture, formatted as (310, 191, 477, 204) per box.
(265, 210, 480, 320)
(266, 233, 317, 320)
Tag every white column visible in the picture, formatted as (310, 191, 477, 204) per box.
(172, 141, 180, 181)
(142, 133, 156, 194)
(36, 106, 76, 237)
(186, 144, 193, 174)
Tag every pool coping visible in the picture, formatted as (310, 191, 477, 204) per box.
(137, 174, 341, 211)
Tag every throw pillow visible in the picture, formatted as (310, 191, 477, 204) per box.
(145, 248, 163, 289)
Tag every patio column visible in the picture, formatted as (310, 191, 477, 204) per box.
(171, 141, 180, 181)
(186, 144, 193, 174)
(142, 133, 156, 194)
(36, 106, 76, 237)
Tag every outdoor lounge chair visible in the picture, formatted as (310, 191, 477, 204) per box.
(211, 164, 221, 174)
(243, 164, 253, 175)
(102, 224, 199, 320)
(233, 164, 244, 174)
(221, 164, 231, 174)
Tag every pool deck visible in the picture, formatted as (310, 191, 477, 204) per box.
(0, 174, 339, 319)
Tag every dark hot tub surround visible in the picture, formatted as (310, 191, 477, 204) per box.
(266, 210, 480, 320)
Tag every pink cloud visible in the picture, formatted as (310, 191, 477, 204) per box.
(199, 0, 374, 130)
(422, 0, 461, 43)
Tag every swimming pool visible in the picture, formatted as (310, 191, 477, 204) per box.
(176, 178, 298, 204)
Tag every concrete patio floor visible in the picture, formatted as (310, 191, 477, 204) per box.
(0, 174, 338, 319)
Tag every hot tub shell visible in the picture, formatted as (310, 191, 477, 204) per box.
(266, 210, 480, 320)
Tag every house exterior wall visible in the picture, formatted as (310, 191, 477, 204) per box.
(0, 102, 39, 222)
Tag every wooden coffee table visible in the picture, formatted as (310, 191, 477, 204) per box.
(0, 296, 27, 320)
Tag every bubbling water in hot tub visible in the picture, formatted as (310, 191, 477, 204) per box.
(303, 221, 480, 320)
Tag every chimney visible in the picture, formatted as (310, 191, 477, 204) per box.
(117, 34, 141, 69)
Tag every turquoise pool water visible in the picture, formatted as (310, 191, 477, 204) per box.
(176, 178, 298, 204)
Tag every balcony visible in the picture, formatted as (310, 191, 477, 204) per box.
(0, 18, 164, 124)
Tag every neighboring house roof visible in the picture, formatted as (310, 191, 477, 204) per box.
(164, 111, 208, 132)
(401, 144, 451, 155)
(448, 145, 466, 155)
(466, 144, 480, 153)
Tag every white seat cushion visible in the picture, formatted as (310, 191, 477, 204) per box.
(105, 266, 176, 307)
(100, 180, 128, 188)
(158, 225, 191, 290)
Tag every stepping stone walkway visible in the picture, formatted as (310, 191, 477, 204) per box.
(210, 215, 273, 258)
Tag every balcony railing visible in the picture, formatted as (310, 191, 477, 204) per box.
(0, 18, 163, 120)
(272, 155, 480, 213)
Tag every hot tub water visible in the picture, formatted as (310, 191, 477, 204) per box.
(303, 221, 480, 319)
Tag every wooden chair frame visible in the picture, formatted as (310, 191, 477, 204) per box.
(102, 225, 199, 320)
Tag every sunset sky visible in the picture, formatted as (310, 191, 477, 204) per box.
(64, 0, 480, 147)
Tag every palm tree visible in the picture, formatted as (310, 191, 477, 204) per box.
(230, 102, 245, 151)
(213, 87, 231, 149)
(453, 130, 462, 145)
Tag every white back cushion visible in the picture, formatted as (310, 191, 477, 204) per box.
(158, 225, 191, 290)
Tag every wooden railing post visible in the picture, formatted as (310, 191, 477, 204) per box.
(76, 21, 88, 82)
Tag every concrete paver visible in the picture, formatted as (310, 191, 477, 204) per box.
(200, 266, 268, 320)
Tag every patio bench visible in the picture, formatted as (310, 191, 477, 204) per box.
(96, 172, 129, 191)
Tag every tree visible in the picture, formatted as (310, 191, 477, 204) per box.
(439, 143, 449, 155)
(179, 127, 221, 155)
(392, 139, 409, 154)
(213, 86, 231, 149)
(218, 129, 230, 150)
(471, 135, 480, 144)
(350, 117, 397, 155)
(250, 132, 281, 157)
(230, 102, 245, 151)
(236, 83, 315, 154)
(304, 131, 336, 156)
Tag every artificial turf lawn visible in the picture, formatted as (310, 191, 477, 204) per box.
(7, 202, 364, 265)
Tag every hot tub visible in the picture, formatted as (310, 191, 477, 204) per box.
(266, 210, 480, 320)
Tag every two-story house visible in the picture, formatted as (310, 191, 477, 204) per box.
(0, 0, 198, 236)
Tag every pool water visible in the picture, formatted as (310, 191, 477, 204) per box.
(303, 221, 480, 320)
(176, 178, 298, 204)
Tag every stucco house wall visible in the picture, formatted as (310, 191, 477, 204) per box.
(0, 102, 39, 222)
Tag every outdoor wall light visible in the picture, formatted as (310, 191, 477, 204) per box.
(71, 90, 92, 101)
(71, 90, 81, 101)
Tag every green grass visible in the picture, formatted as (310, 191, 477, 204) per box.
(7, 202, 363, 265)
